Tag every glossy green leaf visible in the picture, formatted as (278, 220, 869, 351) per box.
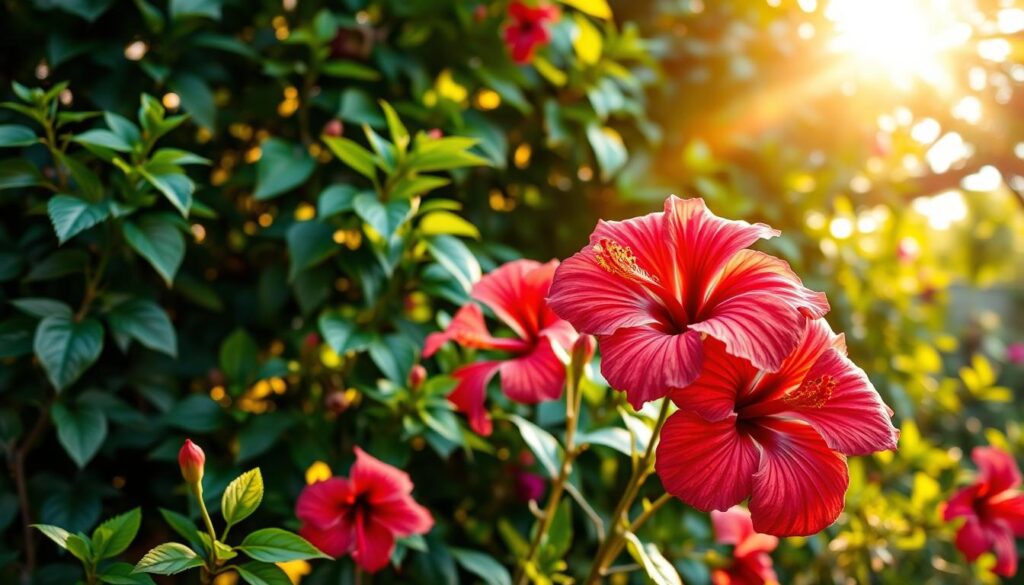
(253, 138, 315, 200)
(106, 299, 177, 357)
(237, 528, 329, 562)
(133, 542, 204, 575)
(52, 401, 107, 467)
(34, 315, 104, 391)
(0, 124, 36, 147)
(91, 508, 141, 560)
(235, 562, 292, 585)
(221, 468, 263, 526)
(123, 214, 185, 286)
(47, 195, 111, 244)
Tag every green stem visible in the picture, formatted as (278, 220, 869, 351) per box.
(583, 399, 671, 584)
(192, 483, 219, 568)
(513, 360, 585, 585)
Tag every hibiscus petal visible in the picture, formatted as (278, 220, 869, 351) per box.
(423, 304, 528, 357)
(547, 246, 660, 336)
(663, 197, 780, 303)
(472, 259, 556, 339)
(974, 446, 1023, 495)
(372, 496, 435, 537)
(295, 477, 353, 529)
(990, 521, 1019, 577)
(669, 337, 756, 422)
(299, 521, 353, 558)
(448, 361, 501, 436)
(600, 326, 703, 408)
(953, 516, 990, 562)
(690, 250, 829, 374)
(655, 411, 760, 512)
(943, 485, 981, 521)
(749, 418, 849, 536)
(783, 347, 899, 456)
(711, 506, 756, 546)
(987, 492, 1024, 535)
(499, 337, 566, 404)
(354, 515, 396, 573)
(351, 447, 414, 503)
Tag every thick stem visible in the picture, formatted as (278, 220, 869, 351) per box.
(583, 400, 671, 584)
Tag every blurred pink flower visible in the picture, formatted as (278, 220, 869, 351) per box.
(711, 506, 778, 585)
(1007, 343, 1024, 365)
(944, 447, 1024, 577)
(504, 1, 559, 64)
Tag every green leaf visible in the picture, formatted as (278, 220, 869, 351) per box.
(586, 123, 627, 180)
(379, 100, 409, 152)
(0, 158, 44, 190)
(32, 524, 72, 550)
(576, 427, 632, 456)
(354, 193, 411, 239)
(65, 533, 93, 563)
(170, 0, 222, 20)
(253, 138, 315, 200)
(34, 315, 104, 391)
(508, 415, 562, 479)
(321, 60, 381, 81)
(451, 549, 512, 585)
(235, 562, 293, 585)
(317, 184, 358, 218)
(11, 297, 73, 319)
(426, 235, 481, 293)
(221, 468, 263, 527)
(106, 299, 177, 357)
(323, 136, 377, 180)
(368, 334, 417, 384)
(419, 211, 480, 239)
(47, 195, 111, 244)
(133, 542, 204, 575)
(52, 401, 108, 467)
(286, 220, 337, 280)
(318, 313, 372, 354)
(50, 0, 115, 21)
(91, 508, 141, 560)
(237, 528, 329, 562)
(25, 249, 88, 283)
(98, 562, 157, 584)
(219, 328, 259, 385)
(406, 136, 489, 172)
(74, 129, 132, 152)
(168, 72, 214, 130)
(139, 168, 194, 217)
(104, 112, 141, 146)
(623, 532, 683, 585)
(0, 124, 36, 147)
(389, 175, 449, 200)
(123, 214, 186, 286)
(158, 509, 203, 550)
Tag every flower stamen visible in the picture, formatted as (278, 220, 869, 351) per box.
(783, 375, 836, 409)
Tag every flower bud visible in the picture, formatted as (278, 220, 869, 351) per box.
(324, 390, 350, 414)
(178, 439, 205, 485)
(408, 364, 427, 390)
(323, 119, 344, 137)
(426, 128, 443, 140)
(571, 334, 596, 365)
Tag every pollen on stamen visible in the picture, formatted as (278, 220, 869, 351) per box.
(784, 374, 836, 409)
(593, 238, 658, 284)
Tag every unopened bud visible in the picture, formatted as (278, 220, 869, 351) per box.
(325, 391, 350, 414)
(572, 335, 596, 365)
(408, 364, 427, 390)
(178, 439, 205, 485)
(323, 119, 344, 137)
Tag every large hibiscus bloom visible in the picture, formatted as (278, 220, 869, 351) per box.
(711, 506, 778, 585)
(296, 448, 433, 573)
(655, 319, 898, 536)
(423, 259, 576, 435)
(548, 196, 829, 408)
(944, 446, 1024, 577)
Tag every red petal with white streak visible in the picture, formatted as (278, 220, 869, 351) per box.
(447, 361, 501, 436)
(499, 337, 566, 404)
(600, 326, 704, 408)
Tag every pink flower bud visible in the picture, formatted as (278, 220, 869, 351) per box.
(408, 364, 427, 390)
(572, 334, 596, 365)
(426, 128, 443, 140)
(178, 439, 205, 485)
(323, 119, 344, 137)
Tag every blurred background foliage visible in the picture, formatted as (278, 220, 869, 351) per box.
(0, 0, 1023, 583)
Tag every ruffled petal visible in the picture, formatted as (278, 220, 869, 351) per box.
(974, 447, 1023, 495)
(448, 361, 501, 436)
(663, 197, 780, 306)
(655, 411, 760, 512)
(423, 304, 528, 357)
(690, 250, 829, 373)
(600, 327, 703, 409)
(371, 496, 434, 537)
(783, 347, 899, 456)
(669, 337, 757, 422)
(471, 259, 557, 339)
(299, 521, 353, 558)
(953, 515, 990, 562)
(748, 418, 849, 536)
(296, 477, 353, 529)
(351, 447, 414, 503)
(353, 515, 396, 573)
(499, 337, 566, 404)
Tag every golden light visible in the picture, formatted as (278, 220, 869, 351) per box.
(826, 0, 972, 88)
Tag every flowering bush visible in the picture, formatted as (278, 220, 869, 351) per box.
(2, 1, 1024, 584)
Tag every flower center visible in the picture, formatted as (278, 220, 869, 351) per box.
(593, 239, 660, 286)
(737, 375, 835, 419)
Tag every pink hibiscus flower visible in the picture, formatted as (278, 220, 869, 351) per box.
(944, 446, 1024, 577)
(296, 448, 434, 573)
(423, 259, 576, 435)
(504, 1, 559, 64)
(711, 506, 779, 585)
(654, 319, 898, 536)
(548, 196, 830, 409)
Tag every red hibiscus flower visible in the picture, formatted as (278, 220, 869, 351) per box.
(654, 319, 898, 536)
(296, 448, 434, 573)
(943, 446, 1024, 577)
(423, 259, 576, 435)
(504, 1, 559, 64)
(548, 196, 830, 409)
(711, 506, 779, 585)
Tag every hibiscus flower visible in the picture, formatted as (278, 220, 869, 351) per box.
(944, 446, 1024, 577)
(711, 506, 778, 585)
(423, 259, 576, 435)
(548, 196, 830, 408)
(504, 1, 559, 64)
(654, 319, 898, 536)
(296, 448, 434, 573)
